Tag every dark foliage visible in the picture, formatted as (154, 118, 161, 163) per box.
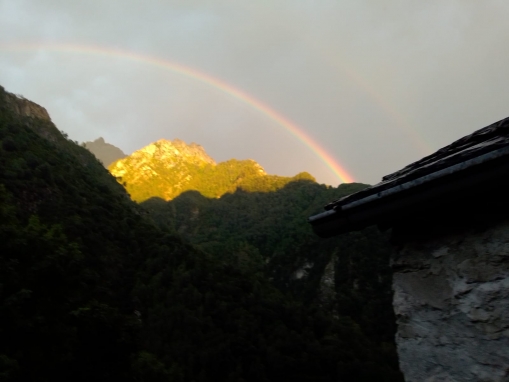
(0, 86, 403, 381)
(142, 180, 401, 377)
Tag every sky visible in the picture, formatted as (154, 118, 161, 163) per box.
(1, 0, 508, 186)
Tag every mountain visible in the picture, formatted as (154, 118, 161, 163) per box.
(0, 87, 148, 380)
(109, 135, 401, 378)
(109, 138, 315, 202)
(0, 86, 403, 381)
(82, 137, 126, 167)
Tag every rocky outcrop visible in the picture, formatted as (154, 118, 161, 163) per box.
(110, 139, 216, 178)
(0, 88, 67, 144)
(107, 138, 301, 202)
(108, 139, 218, 200)
(392, 218, 509, 381)
(2, 92, 51, 121)
(319, 256, 336, 308)
(292, 261, 314, 280)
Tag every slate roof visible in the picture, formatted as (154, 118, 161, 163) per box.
(309, 116, 509, 237)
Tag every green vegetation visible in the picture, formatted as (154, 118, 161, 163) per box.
(0, 85, 402, 381)
(108, 139, 317, 202)
(142, 180, 399, 366)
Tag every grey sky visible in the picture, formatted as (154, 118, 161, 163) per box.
(1, 0, 508, 185)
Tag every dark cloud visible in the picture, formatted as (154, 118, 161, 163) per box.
(1, 0, 508, 185)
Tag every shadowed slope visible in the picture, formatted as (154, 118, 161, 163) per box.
(0, 85, 403, 381)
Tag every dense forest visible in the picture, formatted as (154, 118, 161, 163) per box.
(0, 86, 403, 381)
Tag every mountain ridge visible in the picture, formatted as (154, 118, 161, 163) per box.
(108, 137, 315, 202)
(82, 137, 127, 167)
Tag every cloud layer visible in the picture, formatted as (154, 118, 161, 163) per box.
(1, 0, 508, 185)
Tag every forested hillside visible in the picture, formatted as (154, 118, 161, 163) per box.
(143, 180, 399, 357)
(0, 86, 402, 381)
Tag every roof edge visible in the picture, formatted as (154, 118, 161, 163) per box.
(309, 145, 509, 237)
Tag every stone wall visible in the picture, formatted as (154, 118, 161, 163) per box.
(391, 217, 509, 381)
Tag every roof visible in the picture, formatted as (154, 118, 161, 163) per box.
(309, 116, 509, 237)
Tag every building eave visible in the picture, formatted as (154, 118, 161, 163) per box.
(309, 145, 509, 238)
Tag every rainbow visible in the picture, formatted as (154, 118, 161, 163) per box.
(0, 42, 355, 183)
(236, 3, 432, 155)
(212, 2, 432, 155)
(319, 49, 432, 155)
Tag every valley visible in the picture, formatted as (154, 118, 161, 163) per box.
(0, 86, 403, 381)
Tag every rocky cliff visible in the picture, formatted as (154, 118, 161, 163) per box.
(108, 139, 218, 201)
(0, 89, 64, 144)
(108, 138, 310, 202)
(1, 91, 51, 121)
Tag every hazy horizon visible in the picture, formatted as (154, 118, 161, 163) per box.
(2, 0, 508, 185)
